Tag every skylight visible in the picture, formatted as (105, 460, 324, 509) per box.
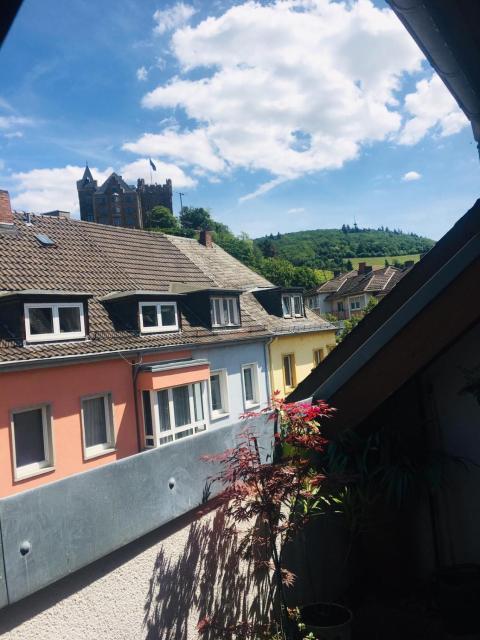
(35, 233, 56, 247)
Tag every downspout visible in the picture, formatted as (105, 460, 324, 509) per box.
(131, 355, 143, 453)
(264, 337, 274, 400)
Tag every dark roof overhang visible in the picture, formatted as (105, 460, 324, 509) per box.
(387, 0, 480, 148)
(99, 290, 186, 302)
(0, 290, 93, 301)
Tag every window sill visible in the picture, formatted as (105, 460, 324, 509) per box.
(140, 327, 179, 334)
(83, 447, 117, 461)
(210, 411, 229, 421)
(244, 402, 260, 411)
(14, 464, 55, 482)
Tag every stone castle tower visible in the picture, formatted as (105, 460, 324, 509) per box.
(77, 167, 173, 228)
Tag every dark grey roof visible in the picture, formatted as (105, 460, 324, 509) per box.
(96, 173, 135, 195)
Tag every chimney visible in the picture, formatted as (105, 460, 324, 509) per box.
(199, 229, 213, 248)
(358, 262, 367, 274)
(0, 190, 14, 226)
(333, 270, 341, 277)
(404, 260, 415, 269)
(364, 265, 373, 274)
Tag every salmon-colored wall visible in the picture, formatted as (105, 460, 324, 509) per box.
(138, 363, 210, 390)
(0, 349, 198, 497)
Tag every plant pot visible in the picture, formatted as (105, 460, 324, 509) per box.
(300, 602, 352, 640)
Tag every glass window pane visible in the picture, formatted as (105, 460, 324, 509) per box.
(59, 306, 81, 333)
(282, 297, 291, 317)
(142, 305, 158, 327)
(222, 299, 229, 323)
(142, 391, 153, 437)
(29, 307, 53, 335)
(193, 382, 204, 421)
(283, 356, 292, 387)
(83, 397, 108, 447)
(160, 304, 176, 327)
(243, 367, 254, 402)
(14, 409, 46, 467)
(157, 390, 171, 432)
(172, 386, 191, 427)
(210, 375, 222, 412)
(294, 296, 302, 316)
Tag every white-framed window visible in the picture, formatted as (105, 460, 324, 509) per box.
(282, 354, 296, 388)
(24, 302, 85, 343)
(313, 348, 324, 366)
(210, 297, 240, 327)
(241, 363, 260, 409)
(349, 296, 363, 311)
(142, 381, 208, 448)
(282, 294, 304, 318)
(139, 301, 179, 333)
(11, 404, 54, 479)
(209, 369, 229, 419)
(81, 393, 115, 458)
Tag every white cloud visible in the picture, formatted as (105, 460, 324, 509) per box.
(402, 170, 421, 182)
(0, 115, 32, 130)
(9, 166, 113, 215)
(123, 129, 226, 173)
(120, 158, 196, 188)
(287, 207, 306, 214)
(4, 131, 23, 139)
(136, 66, 148, 81)
(397, 74, 468, 145)
(126, 0, 427, 199)
(153, 3, 196, 35)
(8, 161, 195, 216)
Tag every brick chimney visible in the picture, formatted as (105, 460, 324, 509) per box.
(0, 190, 14, 226)
(358, 262, 367, 274)
(199, 229, 213, 248)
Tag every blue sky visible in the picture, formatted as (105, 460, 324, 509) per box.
(1, 0, 478, 240)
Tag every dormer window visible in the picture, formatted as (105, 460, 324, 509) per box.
(282, 294, 304, 318)
(210, 296, 240, 327)
(24, 302, 85, 343)
(139, 301, 179, 333)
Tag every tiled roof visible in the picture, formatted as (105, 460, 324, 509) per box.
(167, 235, 335, 336)
(0, 215, 270, 365)
(324, 266, 405, 300)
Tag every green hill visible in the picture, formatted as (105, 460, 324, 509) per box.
(254, 227, 434, 270)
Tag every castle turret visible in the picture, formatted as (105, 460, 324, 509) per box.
(77, 165, 98, 222)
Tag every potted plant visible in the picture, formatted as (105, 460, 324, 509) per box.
(198, 393, 352, 640)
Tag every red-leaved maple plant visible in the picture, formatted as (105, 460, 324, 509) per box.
(199, 393, 334, 639)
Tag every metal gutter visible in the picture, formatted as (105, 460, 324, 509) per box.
(0, 335, 271, 374)
(139, 358, 209, 373)
(311, 233, 480, 402)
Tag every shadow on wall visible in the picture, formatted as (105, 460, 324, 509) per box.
(143, 507, 271, 640)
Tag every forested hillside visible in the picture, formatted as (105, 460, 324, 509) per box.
(255, 226, 434, 270)
(146, 206, 434, 289)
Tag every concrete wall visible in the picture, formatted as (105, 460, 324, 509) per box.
(270, 331, 336, 397)
(195, 340, 270, 426)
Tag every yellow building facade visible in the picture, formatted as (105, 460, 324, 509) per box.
(268, 329, 337, 398)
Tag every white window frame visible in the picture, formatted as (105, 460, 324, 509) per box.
(142, 381, 208, 448)
(209, 369, 229, 419)
(282, 353, 296, 389)
(349, 296, 363, 311)
(210, 296, 240, 327)
(241, 363, 260, 409)
(24, 302, 85, 343)
(139, 301, 179, 334)
(10, 404, 54, 480)
(80, 392, 115, 459)
(282, 294, 304, 318)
